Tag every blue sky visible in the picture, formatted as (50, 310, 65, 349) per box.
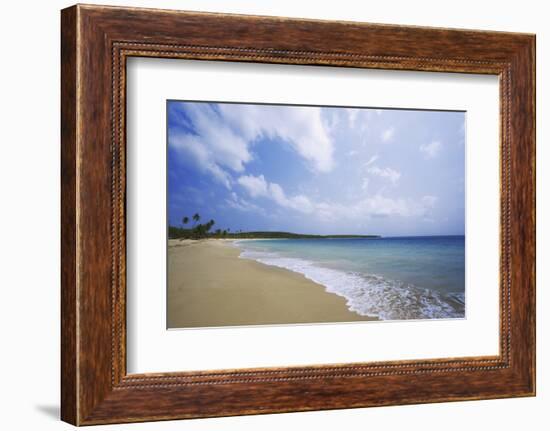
(167, 101, 465, 237)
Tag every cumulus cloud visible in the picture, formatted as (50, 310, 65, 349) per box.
(270, 183, 314, 213)
(168, 103, 335, 189)
(366, 165, 401, 184)
(217, 103, 334, 172)
(237, 174, 314, 214)
(237, 174, 268, 198)
(315, 194, 437, 222)
(356, 195, 412, 218)
(169, 133, 234, 189)
(237, 174, 436, 223)
(168, 103, 255, 188)
(225, 192, 264, 214)
(420, 140, 442, 159)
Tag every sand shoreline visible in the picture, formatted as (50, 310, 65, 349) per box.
(167, 239, 376, 328)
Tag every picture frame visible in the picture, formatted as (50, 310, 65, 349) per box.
(60, 4, 535, 425)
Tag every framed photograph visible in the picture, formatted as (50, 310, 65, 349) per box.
(61, 4, 535, 425)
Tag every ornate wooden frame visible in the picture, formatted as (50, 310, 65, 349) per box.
(61, 4, 535, 425)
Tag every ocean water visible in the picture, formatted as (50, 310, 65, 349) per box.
(234, 236, 465, 321)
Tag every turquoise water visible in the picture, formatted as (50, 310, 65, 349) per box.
(235, 236, 465, 321)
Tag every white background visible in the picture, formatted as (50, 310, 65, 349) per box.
(0, 0, 547, 430)
(127, 59, 500, 373)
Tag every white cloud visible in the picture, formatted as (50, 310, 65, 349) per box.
(367, 165, 401, 184)
(237, 174, 268, 198)
(269, 183, 314, 213)
(314, 194, 437, 222)
(169, 103, 336, 190)
(361, 178, 370, 191)
(420, 140, 442, 159)
(218, 104, 334, 172)
(356, 195, 411, 218)
(381, 127, 395, 142)
(169, 133, 233, 189)
(268, 183, 287, 206)
(169, 103, 258, 188)
(237, 174, 436, 224)
(365, 155, 379, 167)
(237, 174, 314, 214)
(225, 192, 264, 213)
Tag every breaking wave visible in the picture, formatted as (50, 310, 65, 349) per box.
(238, 248, 465, 321)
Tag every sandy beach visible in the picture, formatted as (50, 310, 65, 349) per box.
(167, 239, 375, 328)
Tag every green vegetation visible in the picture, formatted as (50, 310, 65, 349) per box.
(169, 213, 380, 240)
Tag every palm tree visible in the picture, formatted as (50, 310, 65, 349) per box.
(192, 213, 200, 227)
(182, 216, 189, 227)
(193, 224, 202, 239)
(204, 219, 214, 233)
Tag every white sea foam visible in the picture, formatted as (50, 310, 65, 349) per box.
(238, 249, 464, 321)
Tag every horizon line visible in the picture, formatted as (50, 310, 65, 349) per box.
(168, 225, 464, 238)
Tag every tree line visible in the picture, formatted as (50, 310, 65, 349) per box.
(169, 213, 229, 239)
(169, 212, 381, 240)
